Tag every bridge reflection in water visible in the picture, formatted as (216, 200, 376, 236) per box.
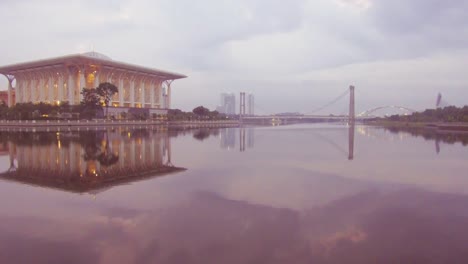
(219, 124, 356, 159)
(0, 128, 185, 194)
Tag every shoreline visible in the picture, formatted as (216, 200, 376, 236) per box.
(366, 120, 468, 133)
(0, 119, 240, 132)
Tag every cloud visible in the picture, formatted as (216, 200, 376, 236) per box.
(0, 0, 467, 112)
(360, 0, 468, 59)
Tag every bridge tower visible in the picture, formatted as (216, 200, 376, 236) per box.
(348, 122, 354, 160)
(239, 127, 246, 152)
(239, 92, 246, 122)
(349, 85, 355, 123)
(348, 85, 355, 160)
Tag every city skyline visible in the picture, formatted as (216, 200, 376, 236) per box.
(0, 0, 467, 114)
(217, 92, 254, 115)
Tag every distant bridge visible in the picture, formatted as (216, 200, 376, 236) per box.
(358, 105, 417, 117)
(240, 86, 418, 122)
(241, 114, 372, 123)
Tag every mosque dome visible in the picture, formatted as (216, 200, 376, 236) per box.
(82, 51, 112, 61)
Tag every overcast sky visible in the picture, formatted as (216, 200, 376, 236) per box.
(0, 0, 467, 114)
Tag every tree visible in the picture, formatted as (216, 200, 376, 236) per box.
(81, 131, 102, 161)
(98, 129, 119, 167)
(193, 106, 210, 116)
(193, 129, 211, 141)
(96, 82, 118, 118)
(0, 101, 8, 119)
(80, 88, 102, 119)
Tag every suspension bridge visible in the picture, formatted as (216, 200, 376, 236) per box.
(241, 85, 419, 124)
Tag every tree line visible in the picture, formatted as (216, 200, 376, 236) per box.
(0, 82, 118, 120)
(168, 106, 231, 121)
(384, 106, 468, 123)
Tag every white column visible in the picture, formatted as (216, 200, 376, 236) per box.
(15, 78, 21, 104)
(150, 82, 155, 108)
(130, 80, 135, 107)
(119, 78, 124, 107)
(67, 74, 74, 104)
(58, 75, 64, 103)
(94, 72, 100, 88)
(48, 75, 53, 103)
(20, 79, 25, 104)
(39, 77, 45, 103)
(158, 83, 164, 109)
(18, 78, 23, 104)
(140, 80, 145, 108)
(166, 84, 171, 109)
(79, 72, 85, 88)
(22, 78, 27, 103)
(79, 71, 86, 102)
(7, 78, 13, 107)
(22, 76, 32, 103)
(15, 78, 23, 104)
(31, 79, 37, 103)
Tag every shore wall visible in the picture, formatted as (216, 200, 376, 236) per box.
(0, 119, 240, 132)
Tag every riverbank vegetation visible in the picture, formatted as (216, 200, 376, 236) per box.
(168, 106, 231, 121)
(384, 106, 468, 123)
(0, 83, 115, 120)
(383, 126, 468, 146)
(0, 101, 80, 120)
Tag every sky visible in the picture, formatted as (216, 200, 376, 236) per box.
(0, 0, 467, 114)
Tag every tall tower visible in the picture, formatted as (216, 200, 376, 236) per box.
(348, 85, 355, 160)
(348, 122, 355, 160)
(247, 93, 254, 116)
(239, 92, 246, 121)
(349, 85, 355, 123)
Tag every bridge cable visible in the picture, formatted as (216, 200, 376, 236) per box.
(307, 89, 349, 115)
(286, 128, 349, 158)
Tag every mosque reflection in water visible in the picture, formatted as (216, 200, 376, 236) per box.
(4, 123, 463, 195)
(0, 128, 184, 193)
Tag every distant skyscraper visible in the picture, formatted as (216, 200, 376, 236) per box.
(219, 93, 236, 115)
(247, 93, 254, 116)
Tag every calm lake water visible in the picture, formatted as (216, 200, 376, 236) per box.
(0, 123, 468, 264)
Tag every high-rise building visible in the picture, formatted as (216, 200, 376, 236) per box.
(219, 93, 236, 115)
(247, 93, 254, 116)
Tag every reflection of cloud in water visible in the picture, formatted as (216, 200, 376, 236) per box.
(2, 189, 468, 263)
(222, 167, 382, 210)
(316, 227, 367, 257)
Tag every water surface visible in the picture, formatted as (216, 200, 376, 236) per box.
(0, 124, 467, 264)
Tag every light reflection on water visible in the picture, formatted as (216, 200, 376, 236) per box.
(0, 124, 468, 264)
